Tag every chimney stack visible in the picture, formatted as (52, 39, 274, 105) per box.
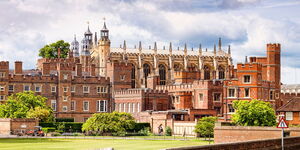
(14, 61, 23, 75)
(76, 64, 82, 76)
(42, 62, 50, 75)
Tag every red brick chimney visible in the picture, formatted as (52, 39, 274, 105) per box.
(91, 64, 96, 76)
(14, 61, 23, 75)
(76, 63, 82, 76)
(42, 62, 50, 75)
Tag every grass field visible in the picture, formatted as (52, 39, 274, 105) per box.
(0, 138, 210, 150)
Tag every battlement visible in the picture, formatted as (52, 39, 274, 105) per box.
(114, 88, 168, 96)
(237, 62, 262, 71)
(57, 63, 73, 71)
(156, 83, 194, 92)
(267, 43, 281, 51)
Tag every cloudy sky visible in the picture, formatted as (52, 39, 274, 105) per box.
(0, 0, 300, 84)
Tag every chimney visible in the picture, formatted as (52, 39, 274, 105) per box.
(76, 63, 82, 76)
(14, 61, 23, 75)
(42, 62, 50, 75)
(58, 48, 61, 58)
(91, 64, 96, 76)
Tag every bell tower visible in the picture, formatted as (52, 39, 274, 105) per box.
(92, 19, 111, 76)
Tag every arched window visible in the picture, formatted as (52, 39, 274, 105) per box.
(143, 64, 151, 87)
(131, 65, 136, 88)
(204, 65, 210, 80)
(174, 64, 182, 71)
(159, 64, 166, 85)
(218, 66, 225, 79)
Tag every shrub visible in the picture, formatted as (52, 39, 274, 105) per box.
(138, 127, 152, 136)
(127, 123, 151, 132)
(165, 126, 172, 136)
(39, 122, 56, 128)
(52, 132, 61, 136)
(64, 122, 83, 132)
(42, 127, 56, 133)
(55, 130, 64, 133)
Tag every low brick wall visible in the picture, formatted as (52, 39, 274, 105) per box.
(214, 126, 300, 144)
(166, 136, 300, 150)
(0, 118, 38, 135)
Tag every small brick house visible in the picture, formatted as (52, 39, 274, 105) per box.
(277, 97, 300, 125)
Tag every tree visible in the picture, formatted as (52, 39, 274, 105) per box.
(232, 100, 276, 126)
(0, 91, 54, 122)
(165, 126, 172, 136)
(38, 40, 70, 58)
(82, 112, 135, 136)
(194, 116, 217, 139)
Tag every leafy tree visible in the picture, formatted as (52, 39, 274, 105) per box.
(38, 40, 70, 58)
(194, 116, 217, 139)
(232, 100, 276, 126)
(82, 112, 135, 136)
(0, 91, 54, 122)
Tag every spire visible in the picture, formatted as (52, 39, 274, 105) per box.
(163, 46, 165, 50)
(102, 22, 107, 30)
(214, 44, 216, 54)
(139, 41, 142, 53)
(154, 42, 157, 50)
(177, 47, 179, 50)
(94, 32, 97, 46)
(123, 40, 126, 50)
(169, 42, 172, 53)
(228, 45, 231, 54)
(206, 48, 208, 52)
(245, 56, 248, 63)
(218, 37, 222, 51)
(199, 44, 202, 56)
(184, 43, 187, 55)
(100, 18, 109, 41)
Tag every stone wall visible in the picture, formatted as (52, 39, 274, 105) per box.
(165, 136, 300, 150)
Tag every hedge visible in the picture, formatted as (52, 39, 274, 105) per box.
(55, 118, 74, 122)
(39, 122, 83, 132)
(127, 122, 151, 132)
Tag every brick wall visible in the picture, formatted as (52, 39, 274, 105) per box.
(0, 118, 38, 135)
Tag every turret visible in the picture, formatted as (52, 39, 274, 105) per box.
(169, 42, 172, 55)
(71, 35, 79, 57)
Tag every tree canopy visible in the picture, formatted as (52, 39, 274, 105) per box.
(0, 91, 54, 122)
(232, 100, 276, 126)
(194, 116, 217, 137)
(82, 112, 135, 135)
(38, 40, 70, 58)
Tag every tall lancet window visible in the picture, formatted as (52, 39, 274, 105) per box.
(204, 65, 210, 80)
(143, 64, 151, 87)
(159, 64, 166, 85)
(218, 66, 225, 79)
(131, 65, 136, 88)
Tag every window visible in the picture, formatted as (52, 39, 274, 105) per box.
(244, 88, 250, 98)
(270, 90, 274, 100)
(119, 103, 122, 112)
(0, 95, 5, 101)
(218, 66, 225, 79)
(228, 104, 235, 113)
(176, 96, 180, 103)
(123, 103, 126, 112)
(51, 86, 56, 93)
(204, 65, 210, 80)
(63, 74, 68, 80)
(83, 86, 89, 93)
(24, 85, 30, 91)
(0, 72, 5, 78)
(199, 93, 203, 101)
(137, 103, 140, 112)
(97, 87, 102, 93)
(8, 85, 14, 92)
(71, 101, 76, 111)
(244, 75, 251, 83)
(286, 112, 293, 121)
(131, 65, 136, 88)
(63, 87, 68, 93)
(51, 100, 57, 111)
(132, 103, 135, 113)
(228, 89, 235, 97)
(159, 64, 166, 85)
(0, 86, 4, 92)
(143, 64, 151, 88)
(83, 101, 89, 111)
(71, 86, 75, 93)
(63, 96, 68, 101)
(214, 106, 221, 114)
(96, 100, 107, 112)
(128, 103, 131, 113)
(213, 93, 221, 101)
(35, 85, 41, 92)
(62, 106, 67, 112)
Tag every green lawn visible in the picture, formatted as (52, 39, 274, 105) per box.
(0, 138, 209, 150)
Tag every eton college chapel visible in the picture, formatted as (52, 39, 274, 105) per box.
(0, 22, 282, 126)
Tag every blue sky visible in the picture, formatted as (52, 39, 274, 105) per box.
(0, 0, 300, 84)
